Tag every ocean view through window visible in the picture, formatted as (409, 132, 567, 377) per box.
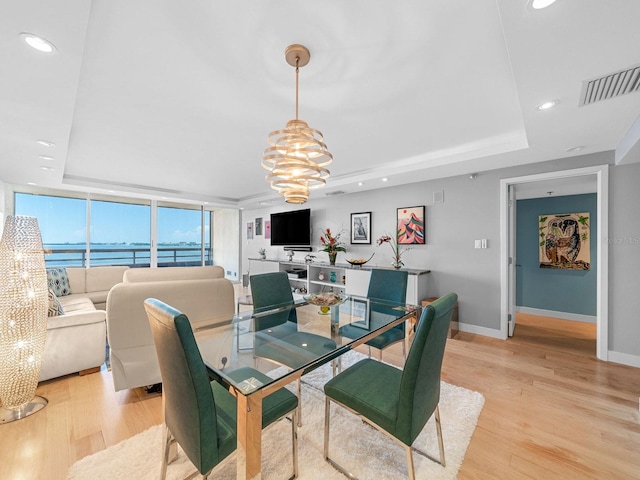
(15, 192, 213, 268)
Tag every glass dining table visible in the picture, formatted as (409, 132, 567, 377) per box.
(193, 294, 419, 480)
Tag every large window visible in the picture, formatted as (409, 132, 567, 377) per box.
(12, 188, 238, 279)
(15, 192, 88, 266)
(13, 191, 216, 269)
(157, 203, 212, 266)
(90, 197, 151, 266)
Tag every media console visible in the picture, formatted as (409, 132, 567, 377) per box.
(248, 258, 430, 306)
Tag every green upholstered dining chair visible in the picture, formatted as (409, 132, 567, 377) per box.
(144, 298, 299, 480)
(250, 271, 337, 426)
(323, 293, 458, 480)
(339, 268, 409, 360)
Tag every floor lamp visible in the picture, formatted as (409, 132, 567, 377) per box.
(0, 215, 49, 423)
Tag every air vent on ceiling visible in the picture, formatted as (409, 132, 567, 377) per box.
(325, 190, 347, 197)
(579, 64, 640, 106)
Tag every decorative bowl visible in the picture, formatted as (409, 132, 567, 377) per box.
(346, 253, 374, 267)
(303, 292, 347, 307)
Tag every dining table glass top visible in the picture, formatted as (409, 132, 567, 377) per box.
(194, 295, 419, 396)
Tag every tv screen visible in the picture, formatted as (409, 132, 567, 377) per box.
(270, 208, 311, 246)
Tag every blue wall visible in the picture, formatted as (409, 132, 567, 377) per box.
(516, 193, 597, 316)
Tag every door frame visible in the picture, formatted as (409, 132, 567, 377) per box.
(499, 165, 609, 361)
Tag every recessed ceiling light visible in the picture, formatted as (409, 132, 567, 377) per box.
(531, 0, 557, 9)
(40, 166, 54, 171)
(566, 146, 584, 152)
(36, 140, 55, 147)
(20, 33, 57, 53)
(38, 155, 54, 160)
(382, 178, 388, 182)
(357, 182, 364, 186)
(27, 182, 37, 186)
(536, 100, 559, 110)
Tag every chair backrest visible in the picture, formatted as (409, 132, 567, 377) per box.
(250, 271, 297, 329)
(144, 298, 222, 474)
(395, 293, 458, 445)
(367, 269, 408, 303)
(367, 269, 409, 329)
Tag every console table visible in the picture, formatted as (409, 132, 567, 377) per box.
(248, 258, 430, 306)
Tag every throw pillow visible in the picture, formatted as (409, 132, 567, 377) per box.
(47, 267, 72, 297)
(48, 288, 65, 317)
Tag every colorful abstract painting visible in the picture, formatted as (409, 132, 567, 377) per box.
(539, 212, 590, 270)
(397, 206, 425, 244)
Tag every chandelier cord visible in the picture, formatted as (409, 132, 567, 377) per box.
(295, 57, 299, 120)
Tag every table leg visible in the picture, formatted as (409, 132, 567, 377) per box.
(330, 305, 342, 375)
(236, 392, 263, 480)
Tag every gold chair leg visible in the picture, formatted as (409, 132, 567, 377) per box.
(405, 445, 416, 480)
(292, 410, 299, 479)
(323, 397, 330, 461)
(296, 378, 302, 427)
(161, 424, 171, 480)
(435, 405, 446, 467)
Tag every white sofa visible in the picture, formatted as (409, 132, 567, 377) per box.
(40, 266, 130, 382)
(106, 265, 235, 391)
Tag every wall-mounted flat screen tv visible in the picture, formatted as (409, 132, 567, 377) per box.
(270, 208, 311, 246)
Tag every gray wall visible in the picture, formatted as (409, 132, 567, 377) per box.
(608, 161, 640, 360)
(516, 194, 597, 316)
(241, 151, 640, 363)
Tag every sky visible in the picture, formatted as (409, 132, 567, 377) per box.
(15, 193, 209, 244)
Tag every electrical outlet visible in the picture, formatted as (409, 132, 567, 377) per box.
(474, 240, 482, 249)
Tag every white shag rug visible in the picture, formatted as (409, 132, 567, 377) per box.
(67, 351, 484, 480)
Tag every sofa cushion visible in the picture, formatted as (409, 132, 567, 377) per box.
(46, 308, 106, 330)
(66, 267, 86, 295)
(122, 265, 224, 283)
(85, 265, 129, 292)
(47, 289, 65, 317)
(47, 267, 72, 297)
(58, 294, 97, 314)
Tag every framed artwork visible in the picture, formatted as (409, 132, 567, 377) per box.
(265, 220, 271, 239)
(350, 212, 372, 244)
(397, 206, 425, 244)
(539, 212, 590, 270)
(255, 217, 263, 236)
(246, 222, 253, 239)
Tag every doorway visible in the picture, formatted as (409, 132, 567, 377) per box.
(499, 165, 609, 361)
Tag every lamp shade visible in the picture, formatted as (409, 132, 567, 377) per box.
(0, 216, 48, 414)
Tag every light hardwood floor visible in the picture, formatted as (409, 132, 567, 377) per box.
(1, 312, 639, 479)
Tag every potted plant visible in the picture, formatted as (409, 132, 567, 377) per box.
(258, 248, 266, 260)
(319, 228, 346, 265)
(377, 233, 411, 269)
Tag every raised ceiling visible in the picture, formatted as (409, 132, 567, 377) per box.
(2, 0, 640, 207)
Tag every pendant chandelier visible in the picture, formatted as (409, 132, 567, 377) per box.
(262, 44, 332, 204)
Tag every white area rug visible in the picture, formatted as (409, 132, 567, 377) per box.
(67, 352, 484, 480)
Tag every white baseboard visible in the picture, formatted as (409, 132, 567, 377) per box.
(516, 306, 596, 324)
(607, 351, 640, 368)
(455, 322, 640, 368)
(455, 322, 504, 339)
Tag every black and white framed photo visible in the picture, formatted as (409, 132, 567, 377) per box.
(350, 212, 372, 244)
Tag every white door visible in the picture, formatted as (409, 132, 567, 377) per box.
(507, 184, 517, 336)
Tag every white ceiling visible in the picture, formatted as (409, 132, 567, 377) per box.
(2, 0, 640, 207)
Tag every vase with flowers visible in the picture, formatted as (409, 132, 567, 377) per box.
(319, 228, 346, 265)
(377, 232, 410, 269)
